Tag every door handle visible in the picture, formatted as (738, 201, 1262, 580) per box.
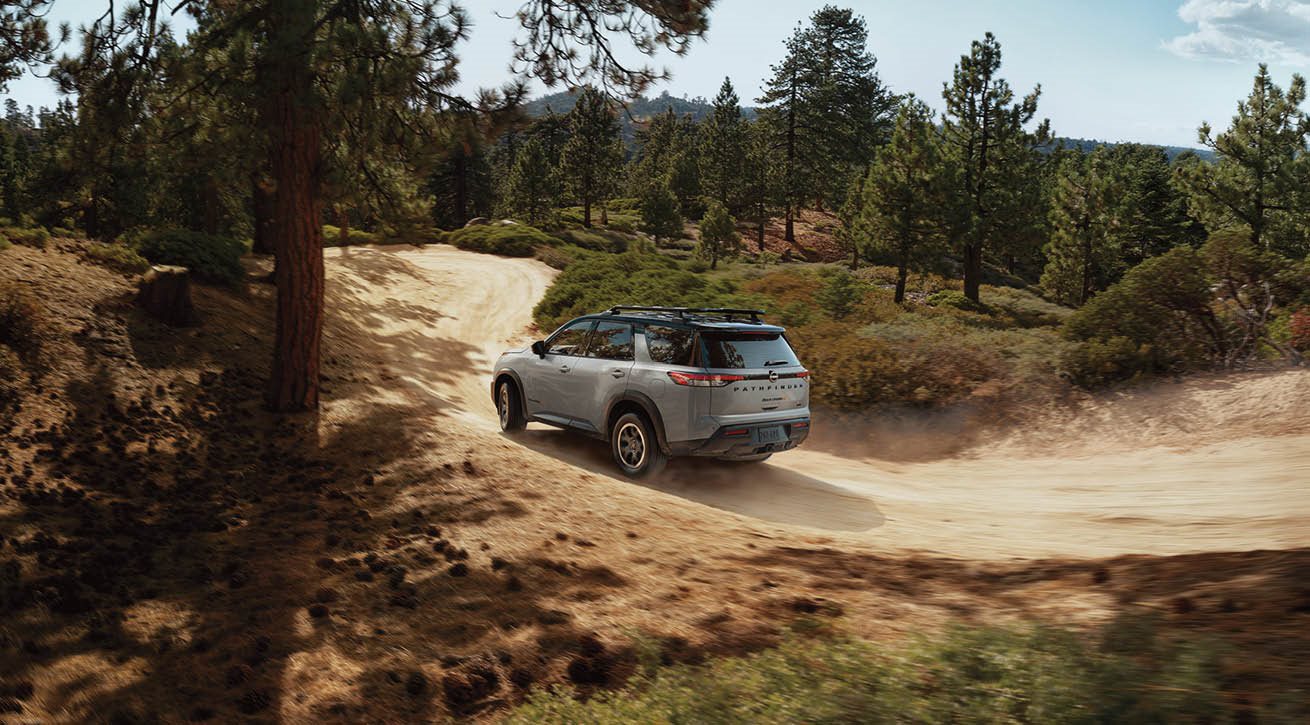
(611, 368, 625, 378)
(559, 364, 571, 373)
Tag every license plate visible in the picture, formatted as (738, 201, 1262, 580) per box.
(754, 426, 785, 444)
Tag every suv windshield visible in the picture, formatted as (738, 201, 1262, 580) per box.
(699, 332, 799, 369)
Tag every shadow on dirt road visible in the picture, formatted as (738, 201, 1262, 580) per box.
(510, 427, 885, 532)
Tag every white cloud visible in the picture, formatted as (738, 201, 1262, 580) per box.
(1165, 0, 1310, 64)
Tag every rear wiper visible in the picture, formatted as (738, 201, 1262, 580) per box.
(762, 360, 791, 367)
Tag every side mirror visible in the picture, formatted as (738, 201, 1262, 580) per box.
(531, 340, 546, 358)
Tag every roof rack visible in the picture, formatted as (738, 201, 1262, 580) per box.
(606, 305, 767, 323)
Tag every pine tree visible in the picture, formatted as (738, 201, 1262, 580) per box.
(940, 32, 1051, 302)
(629, 108, 683, 193)
(740, 119, 774, 251)
(668, 147, 702, 219)
(697, 200, 740, 269)
(639, 182, 682, 246)
(858, 98, 951, 303)
(758, 5, 894, 240)
(800, 5, 895, 206)
(758, 27, 813, 243)
(561, 87, 623, 227)
(1178, 64, 1308, 258)
(699, 77, 746, 212)
(504, 137, 559, 227)
(835, 169, 864, 269)
(0, 2, 57, 91)
(1040, 150, 1121, 306)
(1106, 143, 1202, 266)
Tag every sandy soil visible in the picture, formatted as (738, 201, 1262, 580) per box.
(3, 240, 1308, 722)
(335, 244, 1310, 560)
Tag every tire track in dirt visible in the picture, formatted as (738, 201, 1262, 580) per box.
(326, 244, 1310, 559)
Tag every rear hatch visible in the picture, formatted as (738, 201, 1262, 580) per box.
(700, 330, 809, 416)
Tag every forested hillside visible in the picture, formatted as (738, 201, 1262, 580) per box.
(0, 3, 1306, 416)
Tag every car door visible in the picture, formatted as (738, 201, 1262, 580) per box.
(525, 319, 595, 425)
(561, 320, 636, 433)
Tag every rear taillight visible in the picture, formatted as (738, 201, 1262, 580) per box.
(792, 421, 809, 429)
(794, 370, 810, 379)
(723, 427, 750, 437)
(667, 371, 744, 387)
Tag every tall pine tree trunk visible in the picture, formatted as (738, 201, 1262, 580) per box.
(262, 0, 324, 412)
(784, 69, 798, 243)
(963, 241, 982, 301)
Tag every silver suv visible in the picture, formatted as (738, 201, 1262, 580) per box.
(491, 306, 811, 477)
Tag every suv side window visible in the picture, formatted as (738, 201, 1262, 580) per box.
(587, 321, 634, 361)
(645, 325, 695, 365)
(546, 319, 594, 356)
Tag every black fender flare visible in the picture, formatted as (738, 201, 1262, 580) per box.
(603, 391, 670, 455)
(491, 369, 529, 419)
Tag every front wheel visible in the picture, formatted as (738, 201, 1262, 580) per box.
(611, 412, 667, 478)
(496, 380, 526, 432)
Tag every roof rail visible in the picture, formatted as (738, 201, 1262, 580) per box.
(606, 305, 767, 323)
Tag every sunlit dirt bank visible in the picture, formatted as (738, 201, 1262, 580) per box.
(1, 240, 1307, 721)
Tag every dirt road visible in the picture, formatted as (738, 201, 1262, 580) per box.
(327, 244, 1310, 560)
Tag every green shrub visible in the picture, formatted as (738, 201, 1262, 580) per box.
(928, 288, 988, 314)
(0, 236, 9, 252)
(445, 223, 561, 257)
(1060, 336, 1157, 388)
(815, 268, 864, 319)
(1063, 247, 1216, 384)
(606, 216, 637, 234)
(51, 226, 79, 238)
(82, 242, 151, 275)
(981, 285, 1071, 328)
(532, 250, 745, 330)
(684, 257, 710, 273)
(794, 321, 1002, 409)
(535, 245, 582, 271)
(322, 224, 379, 247)
(555, 227, 629, 253)
(1, 226, 50, 250)
(510, 622, 1230, 724)
(123, 228, 247, 285)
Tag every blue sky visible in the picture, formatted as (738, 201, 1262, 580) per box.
(5, 0, 1309, 148)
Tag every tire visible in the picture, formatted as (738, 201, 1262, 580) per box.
(720, 453, 772, 464)
(496, 379, 526, 432)
(610, 412, 667, 478)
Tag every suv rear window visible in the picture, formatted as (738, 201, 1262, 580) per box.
(645, 325, 695, 365)
(699, 332, 799, 369)
(587, 321, 634, 360)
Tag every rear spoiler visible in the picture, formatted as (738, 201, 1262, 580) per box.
(606, 306, 767, 323)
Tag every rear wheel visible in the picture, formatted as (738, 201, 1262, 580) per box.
(496, 379, 526, 432)
(611, 412, 667, 478)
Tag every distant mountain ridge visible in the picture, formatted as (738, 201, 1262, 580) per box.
(524, 89, 1215, 161)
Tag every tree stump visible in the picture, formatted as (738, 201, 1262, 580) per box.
(136, 265, 196, 326)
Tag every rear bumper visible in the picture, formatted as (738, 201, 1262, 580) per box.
(669, 417, 811, 458)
